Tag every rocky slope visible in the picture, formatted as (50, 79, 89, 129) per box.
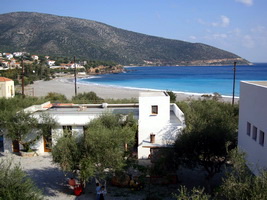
(0, 12, 250, 66)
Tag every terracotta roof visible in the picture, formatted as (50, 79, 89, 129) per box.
(0, 77, 13, 82)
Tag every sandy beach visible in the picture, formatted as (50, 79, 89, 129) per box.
(26, 75, 237, 103)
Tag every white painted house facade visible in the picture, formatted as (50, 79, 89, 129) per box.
(3, 92, 185, 159)
(0, 77, 15, 98)
(238, 81, 267, 175)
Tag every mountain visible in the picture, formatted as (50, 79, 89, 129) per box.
(0, 12, 250, 66)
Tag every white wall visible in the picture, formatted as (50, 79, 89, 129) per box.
(138, 92, 170, 159)
(238, 81, 267, 175)
(171, 104, 185, 127)
(3, 137, 12, 153)
(0, 80, 14, 98)
(52, 114, 97, 126)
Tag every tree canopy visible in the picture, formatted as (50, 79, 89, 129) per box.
(175, 100, 238, 180)
(219, 149, 267, 200)
(52, 113, 137, 182)
(0, 159, 43, 200)
(72, 92, 104, 104)
(2, 106, 58, 152)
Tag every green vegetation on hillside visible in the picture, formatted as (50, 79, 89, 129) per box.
(0, 12, 250, 66)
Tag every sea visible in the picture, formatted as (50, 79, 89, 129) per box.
(78, 63, 267, 97)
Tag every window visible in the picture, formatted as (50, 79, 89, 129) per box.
(252, 126, 257, 141)
(259, 130, 265, 146)
(151, 105, 158, 115)
(247, 122, 251, 136)
(63, 126, 72, 131)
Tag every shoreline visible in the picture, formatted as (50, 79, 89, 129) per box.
(27, 76, 237, 103)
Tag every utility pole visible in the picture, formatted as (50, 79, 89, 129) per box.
(232, 61, 237, 106)
(74, 56, 77, 96)
(21, 58, 25, 98)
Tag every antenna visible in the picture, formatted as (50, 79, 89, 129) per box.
(21, 58, 25, 98)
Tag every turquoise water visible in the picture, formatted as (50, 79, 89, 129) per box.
(78, 63, 267, 96)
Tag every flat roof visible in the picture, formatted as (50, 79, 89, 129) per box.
(139, 91, 168, 97)
(243, 81, 267, 87)
(35, 106, 182, 126)
(39, 107, 137, 115)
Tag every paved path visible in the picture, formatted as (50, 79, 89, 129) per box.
(0, 153, 152, 200)
(0, 154, 101, 200)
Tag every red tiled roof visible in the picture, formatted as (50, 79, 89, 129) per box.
(0, 77, 13, 82)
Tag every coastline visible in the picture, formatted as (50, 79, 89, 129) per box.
(27, 76, 237, 103)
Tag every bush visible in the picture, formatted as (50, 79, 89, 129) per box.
(72, 92, 103, 103)
(0, 159, 43, 200)
(44, 92, 68, 102)
(166, 90, 176, 102)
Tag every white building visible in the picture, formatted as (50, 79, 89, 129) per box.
(138, 92, 184, 159)
(13, 52, 25, 57)
(5, 53, 13, 60)
(31, 55, 39, 61)
(0, 77, 15, 98)
(47, 60, 56, 66)
(238, 81, 267, 175)
(2, 92, 185, 158)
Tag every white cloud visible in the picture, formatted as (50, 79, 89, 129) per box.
(221, 16, 230, 27)
(235, 0, 253, 6)
(189, 36, 197, 40)
(197, 18, 206, 25)
(212, 33, 228, 39)
(251, 26, 267, 34)
(231, 28, 241, 36)
(198, 16, 230, 28)
(242, 35, 255, 48)
(212, 16, 230, 27)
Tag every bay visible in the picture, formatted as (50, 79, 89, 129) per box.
(78, 63, 267, 97)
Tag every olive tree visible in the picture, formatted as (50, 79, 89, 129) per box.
(173, 149, 267, 199)
(0, 159, 43, 200)
(5, 111, 57, 152)
(5, 111, 38, 152)
(72, 91, 104, 104)
(52, 113, 137, 183)
(219, 149, 267, 200)
(174, 100, 238, 183)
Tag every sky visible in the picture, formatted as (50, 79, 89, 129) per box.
(1, 0, 266, 62)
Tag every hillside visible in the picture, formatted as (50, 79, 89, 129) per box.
(0, 12, 249, 66)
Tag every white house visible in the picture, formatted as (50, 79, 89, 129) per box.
(238, 81, 267, 175)
(0, 77, 15, 98)
(31, 55, 39, 60)
(138, 92, 184, 158)
(2, 92, 185, 159)
(47, 60, 56, 67)
(13, 52, 25, 57)
(5, 53, 13, 60)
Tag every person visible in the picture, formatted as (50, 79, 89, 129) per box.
(96, 183, 101, 200)
(99, 186, 107, 200)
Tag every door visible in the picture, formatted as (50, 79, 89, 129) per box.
(12, 140, 20, 152)
(43, 135, 52, 152)
(0, 135, 3, 152)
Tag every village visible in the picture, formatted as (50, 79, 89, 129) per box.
(0, 51, 124, 79)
